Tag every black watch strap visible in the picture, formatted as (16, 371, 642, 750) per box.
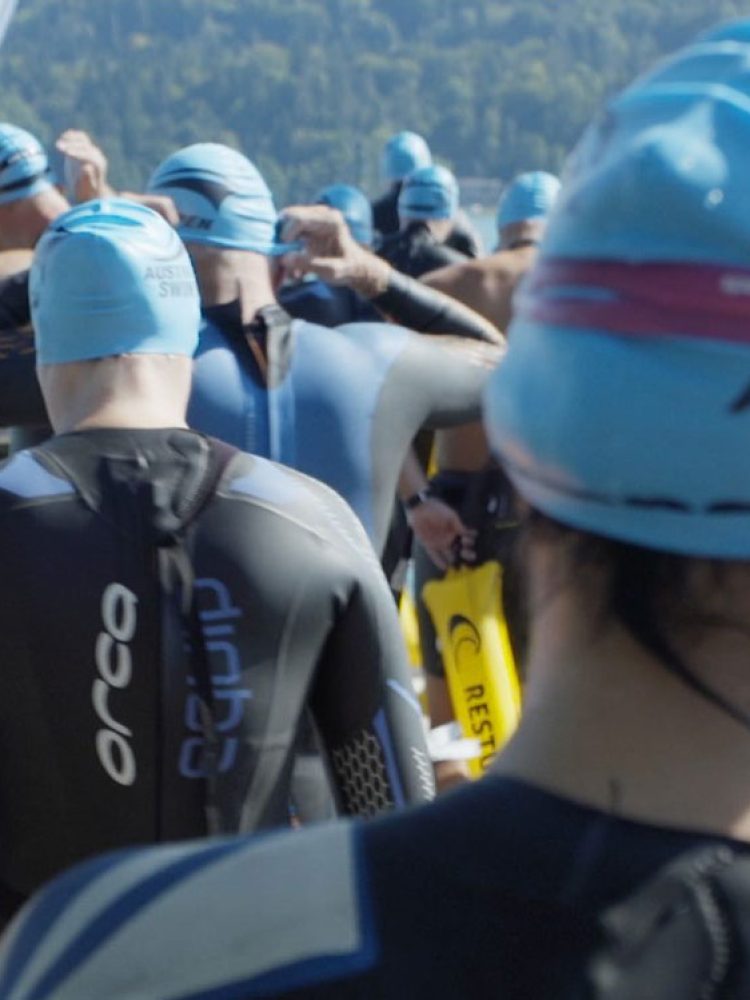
(404, 487, 432, 511)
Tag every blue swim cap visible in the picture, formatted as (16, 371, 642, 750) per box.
(398, 165, 459, 222)
(484, 22, 750, 558)
(0, 124, 53, 205)
(382, 131, 432, 182)
(496, 171, 561, 229)
(147, 143, 289, 255)
(315, 183, 373, 246)
(31, 199, 200, 365)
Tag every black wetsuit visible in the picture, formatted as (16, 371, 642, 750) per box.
(6, 776, 744, 1000)
(0, 428, 434, 922)
(0, 269, 46, 430)
(278, 279, 380, 327)
(372, 184, 483, 257)
(377, 220, 469, 279)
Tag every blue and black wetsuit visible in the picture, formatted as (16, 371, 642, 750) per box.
(0, 428, 433, 924)
(188, 302, 497, 554)
(278, 279, 380, 327)
(3, 776, 742, 1000)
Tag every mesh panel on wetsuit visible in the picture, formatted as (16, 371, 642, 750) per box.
(330, 730, 394, 817)
(411, 746, 436, 800)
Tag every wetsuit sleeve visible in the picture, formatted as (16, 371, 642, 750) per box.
(309, 558, 435, 814)
(370, 268, 502, 344)
(389, 333, 502, 431)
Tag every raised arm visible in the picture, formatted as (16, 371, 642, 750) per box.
(280, 205, 503, 345)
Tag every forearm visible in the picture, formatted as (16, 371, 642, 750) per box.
(367, 267, 503, 345)
(397, 447, 429, 502)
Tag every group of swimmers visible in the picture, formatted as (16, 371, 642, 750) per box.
(0, 16, 749, 999)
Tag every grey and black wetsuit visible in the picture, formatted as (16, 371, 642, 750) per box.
(0, 428, 433, 923)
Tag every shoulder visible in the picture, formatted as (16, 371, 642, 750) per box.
(0, 449, 75, 506)
(217, 450, 380, 567)
(0, 822, 379, 1000)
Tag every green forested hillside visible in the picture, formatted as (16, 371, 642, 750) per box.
(1, 0, 749, 203)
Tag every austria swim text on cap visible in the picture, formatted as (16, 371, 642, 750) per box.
(148, 143, 289, 255)
(31, 198, 200, 365)
(484, 21, 750, 558)
(0, 124, 53, 205)
(398, 165, 459, 221)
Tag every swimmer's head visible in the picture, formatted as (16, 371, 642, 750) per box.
(382, 131, 432, 183)
(398, 165, 459, 223)
(31, 198, 200, 364)
(484, 20, 750, 558)
(496, 171, 561, 230)
(147, 143, 291, 255)
(315, 183, 373, 247)
(0, 124, 54, 205)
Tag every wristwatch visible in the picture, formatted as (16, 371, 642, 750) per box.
(404, 487, 432, 511)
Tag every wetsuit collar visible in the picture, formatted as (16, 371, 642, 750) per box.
(202, 300, 296, 389)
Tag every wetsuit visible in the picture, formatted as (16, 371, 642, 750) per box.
(4, 775, 744, 1000)
(377, 220, 469, 279)
(0, 269, 47, 429)
(0, 428, 433, 923)
(372, 184, 483, 257)
(188, 302, 496, 555)
(278, 279, 380, 327)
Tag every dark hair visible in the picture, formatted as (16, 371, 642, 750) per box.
(522, 508, 750, 728)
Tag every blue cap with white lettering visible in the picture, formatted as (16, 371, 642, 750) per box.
(496, 171, 561, 229)
(398, 165, 459, 221)
(148, 143, 293, 255)
(382, 131, 432, 182)
(0, 124, 53, 205)
(315, 183, 374, 246)
(31, 198, 200, 364)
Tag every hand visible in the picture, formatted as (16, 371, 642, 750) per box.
(279, 205, 391, 296)
(120, 191, 180, 227)
(55, 129, 114, 203)
(407, 496, 477, 570)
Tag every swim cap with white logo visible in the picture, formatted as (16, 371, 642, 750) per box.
(147, 143, 291, 255)
(484, 22, 750, 558)
(31, 198, 200, 365)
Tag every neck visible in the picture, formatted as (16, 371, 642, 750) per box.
(39, 355, 192, 434)
(188, 244, 276, 325)
(495, 569, 750, 840)
(0, 189, 70, 250)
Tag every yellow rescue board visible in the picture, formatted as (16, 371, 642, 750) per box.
(422, 561, 521, 776)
